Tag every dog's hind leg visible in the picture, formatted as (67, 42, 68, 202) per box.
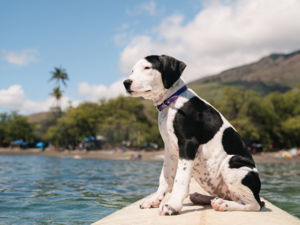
(190, 192, 215, 205)
(211, 186, 261, 212)
(212, 170, 263, 212)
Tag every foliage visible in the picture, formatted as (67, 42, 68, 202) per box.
(2, 83, 299, 151)
(0, 113, 9, 141)
(29, 84, 300, 150)
(46, 96, 162, 149)
(49, 67, 69, 110)
(49, 67, 69, 88)
(217, 86, 300, 149)
(50, 87, 64, 108)
(35, 110, 64, 141)
(219, 87, 257, 120)
(0, 111, 35, 142)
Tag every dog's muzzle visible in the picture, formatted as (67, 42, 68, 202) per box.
(123, 79, 133, 93)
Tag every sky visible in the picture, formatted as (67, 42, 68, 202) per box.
(1, 0, 300, 115)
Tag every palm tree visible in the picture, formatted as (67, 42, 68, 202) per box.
(50, 87, 64, 108)
(49, 67, 69, 88)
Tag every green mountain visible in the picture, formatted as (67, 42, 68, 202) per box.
(188, 49, 300, 102)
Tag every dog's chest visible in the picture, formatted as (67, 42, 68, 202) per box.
(158, 106, 179, 151)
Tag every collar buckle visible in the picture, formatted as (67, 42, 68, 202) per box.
(156, 103, 167, 111)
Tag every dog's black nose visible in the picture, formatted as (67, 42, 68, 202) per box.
(123, 79, 133, 91)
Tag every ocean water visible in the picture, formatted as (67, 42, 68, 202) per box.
(258, 162, 300, 219)
(0, 155, 299, 224)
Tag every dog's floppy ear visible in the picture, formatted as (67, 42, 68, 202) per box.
(159, 55, 186, 89)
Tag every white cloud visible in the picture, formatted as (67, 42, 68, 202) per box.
(0, 85, 80, 115)
(126, 1, 158, 16)
(78, 79, 127, 101)
(2, 49, 39, 66)
(21, 97, 73, 114)
(120, 0, 300, 82)
(0, 85, 25, 109)
(0, 81, 127, 115)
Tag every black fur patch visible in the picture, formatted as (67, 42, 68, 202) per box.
(145, 55, 161, 72)
(145, 55, 186, 89)
(222, 127, 254, 162)
(158, 55, 186, 89)
(173, 96, 223, 160)
(229, 155, 256, 169)
(241, 171, 263, 208)
(170, 207, 179, 215)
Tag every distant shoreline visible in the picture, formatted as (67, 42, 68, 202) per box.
(1, 148, 300, 164)
(0, 148, 165, 161)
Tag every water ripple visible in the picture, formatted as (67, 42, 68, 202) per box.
(258, 163, 300, 219)
(0, 155, 299, 224)
(0, 155, 162, 224)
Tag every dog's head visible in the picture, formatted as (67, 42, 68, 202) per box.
(123, 55, 186, 102)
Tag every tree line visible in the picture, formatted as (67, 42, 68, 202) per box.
(215, 85, 300, 149)
(0, 96, 161, 149)
(45, 97, 161, 149)
(0, 112, 35, 144)
(0, 81, 299, 150)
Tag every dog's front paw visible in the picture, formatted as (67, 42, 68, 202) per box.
(158, 200, 182, 216)
(140, 197, 160, 209)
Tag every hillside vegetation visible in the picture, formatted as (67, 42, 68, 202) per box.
(13, 85, 300, 150)
(12, 49, 299, 150)
(215, 85, 300, 149)
(188, 49, 300, 103)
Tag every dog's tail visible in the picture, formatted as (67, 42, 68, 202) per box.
(260, 200, 265, 208)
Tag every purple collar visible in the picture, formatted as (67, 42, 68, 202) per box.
(156, 85, 188, 112)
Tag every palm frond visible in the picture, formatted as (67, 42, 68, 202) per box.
(49, 66, 69, 87)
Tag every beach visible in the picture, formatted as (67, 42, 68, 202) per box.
(1, 148, 300, 164)
(0, 148, 164, 161)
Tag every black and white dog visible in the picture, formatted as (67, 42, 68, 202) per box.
(123, 55, 264, 216)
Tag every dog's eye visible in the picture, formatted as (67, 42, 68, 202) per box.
(145, 67, 150, 70)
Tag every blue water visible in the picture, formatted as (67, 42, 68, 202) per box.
(0, 156, 162, 224)
(258, 163, 300, 219)
(0, 155, 299, 224)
